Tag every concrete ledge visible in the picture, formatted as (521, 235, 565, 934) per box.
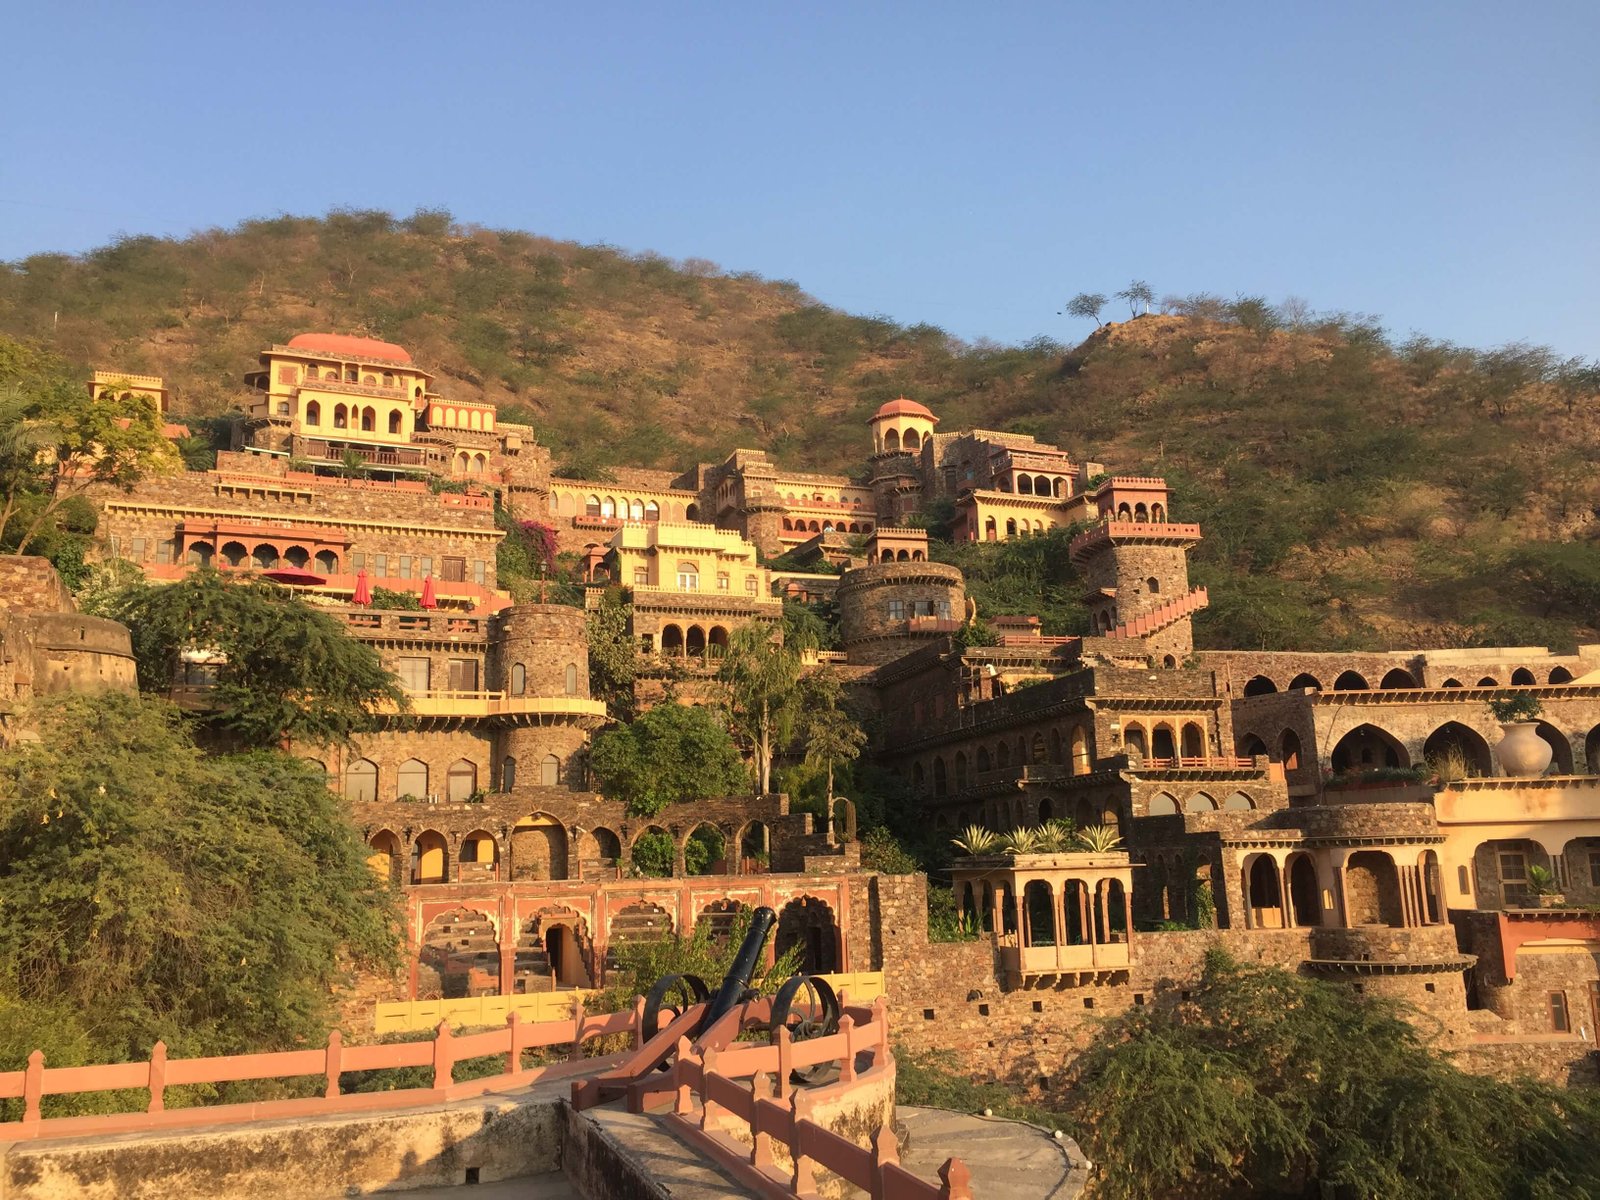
(0, 1083, 568, 1200)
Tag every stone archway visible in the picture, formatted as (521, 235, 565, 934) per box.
(510, 813, 568, 881)
(776, 895, 839, 974)
(1344, 851, 1403, 927)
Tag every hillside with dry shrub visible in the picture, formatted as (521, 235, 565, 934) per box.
(2, 209, 1597, 651)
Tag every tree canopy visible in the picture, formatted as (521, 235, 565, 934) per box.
(1064, 949, 1600, 1200)
(589, 701, 747, 817)
(104, 569, 405, 747)
(716, 622, 810, 794)
(0, 692, 400, 1069)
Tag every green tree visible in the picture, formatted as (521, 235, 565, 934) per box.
(0, 693, 400, 1068)
(1065, 292, 1108, 328)
(107, 570, 404, 747)
(587, 590, 638, 719)
(1065, 950, 1600, 1200)
(716, 622, 809, 794)
(589, 702, 746, 817)
(800, 670, 866, 802)
(1115, 279, 1155, 317)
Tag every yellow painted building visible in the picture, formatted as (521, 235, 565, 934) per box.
(244, 333, 436, 450)
(610, 522, 776, 604)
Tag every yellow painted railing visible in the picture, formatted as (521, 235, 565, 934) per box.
(372, 970, 886, 1035)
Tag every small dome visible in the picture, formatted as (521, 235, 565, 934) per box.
(872, 397, 937, 422)
(286, 332, 413, 364)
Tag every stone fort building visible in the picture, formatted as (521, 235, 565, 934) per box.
(68, 331, 1600, 1091)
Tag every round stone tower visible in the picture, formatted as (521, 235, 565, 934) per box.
(489, 604, 599, 790)
(836, 561, 966, 667)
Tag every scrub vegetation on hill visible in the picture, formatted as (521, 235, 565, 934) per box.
(2, 209, 1598, 649)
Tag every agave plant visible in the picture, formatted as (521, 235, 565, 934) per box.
(950, 824, 1002, 857)
(1073, 823, 1125, 853)
(1036, 819, 1079, 853)
(1000, 827, 1043, 854)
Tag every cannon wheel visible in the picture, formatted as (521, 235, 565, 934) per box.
(769, 973, 840, 1045)
(643, 972, 710, 1045)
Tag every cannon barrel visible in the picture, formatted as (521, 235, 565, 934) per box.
(702, 905, 777, 1030)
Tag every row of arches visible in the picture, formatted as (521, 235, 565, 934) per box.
(187, 541, 342, 573)
(981, 516, 1050, 540)
(1108, 502, 1168, 523)
(782, 517, 872, 534)
(880, 428, 923, 453)
(1147, 790, 1255, 816)
(549, 492, 699, 522)
(453, 450, 491, 476)
(878, 548, 926, 561)
(912, 724, 1096, 797)
(305, 364, 400, 387)
(1242, 665, 1577, 696)
(658, 623, 731, 657)
(998, 474, 1068, 498)
(1243, 849, 1444, 930)
(1122, 719, 1208, 762)
(1239, 719, 1600, 778)
(958, 877, 1129, 950)
(430, 405, 495, 432)
(342, 757, 487, 803)
(305, 400, 406, 435)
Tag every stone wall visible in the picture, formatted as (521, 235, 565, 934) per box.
(836, 562, 965, 666)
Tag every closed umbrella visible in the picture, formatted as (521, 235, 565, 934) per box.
(420, 574, 438, 610)
(352, 568, 372, 607)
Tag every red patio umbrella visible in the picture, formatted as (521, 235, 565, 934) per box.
(420, 574, 438, 610)
(352, 568, 372, 607)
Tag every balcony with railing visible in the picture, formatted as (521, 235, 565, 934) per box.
(297, 438, 433, 468)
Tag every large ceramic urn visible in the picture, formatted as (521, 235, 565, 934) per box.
(1495, 722, 1552, 777)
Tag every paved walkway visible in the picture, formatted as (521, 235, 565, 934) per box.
(898, 1105, 1089, 1200)
(399, 1175, 575, 1199)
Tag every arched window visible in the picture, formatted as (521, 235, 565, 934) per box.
(564, 663, 579, 695)
(304, 400, 321, 427)
(933, 757, 948, 796)
(397, 759, 428, 800)
(501, 756, 516, 790)
(388, 410, 402, 435)
(904, 429, 921, 450)
(1146, 576, 1160, 594)
(644, 500, 659, 521)
(360, 406, 375, 432)
(446, 759, 478, 802)
(601, 497, 616, 518)
(883, 428, 900, 452)
(511, 663, 526, 695)
(344, 759, 378, 803)
(541, 754, 560, 787)
(585, 496, 601, 517)
(189, 541, 215, 566)
(677, 562, 699, 591)
(629, 500, 644, 520)
(333, 403, 348, 429)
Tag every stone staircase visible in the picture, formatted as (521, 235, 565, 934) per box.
(1104, 586, 1208, 641)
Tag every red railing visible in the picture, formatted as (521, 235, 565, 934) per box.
(1139, 755, 1255, 770)
(0, 1005, 639, 1143)
(644, 997, 973, 1200)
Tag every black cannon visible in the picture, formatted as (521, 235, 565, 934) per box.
(641, 904, 840, 1050)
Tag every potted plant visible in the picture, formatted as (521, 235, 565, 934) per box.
(1487, 693, 1551, 777)
(1526, 864, 1565, 909)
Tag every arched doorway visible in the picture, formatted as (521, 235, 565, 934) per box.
(1422, 722, 1493, 778)
(511, 813, 568, 881)
(1344, 851, 1403, 927)
(459, 829, 499, 879)
(1330, 724, 1407, 773)
(413, 830, 450, 884)
(419, 907, 497, 999)
(1332, 670, 1369, 691)
(366, 830, 402, 885)
(1287, 854, 1319, 927)
(776, 896, 839, 974)
(1380, 668, 1417, 688)
(1243, 675, 1277, 696)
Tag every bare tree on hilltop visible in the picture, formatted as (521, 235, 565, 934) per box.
(1064, 292, 1108, 328)
(1116, 279, 1155, 317)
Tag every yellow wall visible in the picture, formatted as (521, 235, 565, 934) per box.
(1435, 778, 1600, 907)
(611, 523, 775, 601)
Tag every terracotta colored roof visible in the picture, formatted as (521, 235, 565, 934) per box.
(872, 397, 936, 421)
(286, 332, 413, 364)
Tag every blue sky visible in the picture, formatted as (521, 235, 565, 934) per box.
(3, 2, 1595, 357)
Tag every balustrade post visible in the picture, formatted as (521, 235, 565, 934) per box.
(938, 1158, 974, 1200)
(505, 1010, 523, 1077)
(432, 1020, 454, 1089)
(568, 995, 587, 1062)
(674, 1037, 695, 1115)
(22, 1050, 42, 1126)
(790, 1088, 817, 1197)
(873, 996, 891, 1067)
(751, 1071, 775, 1169)
(776, 1025, 794, 1102)
(323, 1029, 342, 1100)
(631, 995, 647, 1050)
(837, 1013, 857, 1083)
(700, 1047, 721, 1130)
(147, 1041, 167, 1113)
(872, 1124, 901, 1199)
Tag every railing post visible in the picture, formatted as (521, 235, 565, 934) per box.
(147, 1041, 167, 1113)
(938, 1158, 974, 1200)
(790, 1087, 817, 1197)
(699, 1047, 720, 1131)
(432, 1019, 454, 1089)
(674, 1037, 696, 1115)
(569, 995, 586, 1062)
(871, 1124, 901, 1200)
(323, 1029, 342, 1100)
(505, 1010, 522, 1077)
(751, 1071, 775, 1169)
(837, 1013, 857, 1083)
(22, 1050, 42, 1127)
(776, 1025, 793, 1102)
(632, 995, 647, 1050)
(873, 995, 890, 1066)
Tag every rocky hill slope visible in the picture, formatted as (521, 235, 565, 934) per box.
(2, 210, 1596, 651)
